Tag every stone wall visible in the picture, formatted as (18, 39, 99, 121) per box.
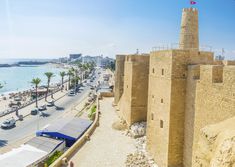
(118, 54, 149, 126)
(146, 50, 213, 167)
(184, 65, 235, 167)
(147, 50, 172, 167)
(114, 55, 126, 105)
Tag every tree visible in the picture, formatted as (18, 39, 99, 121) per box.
(67, 69, 74, 90)
(44, 72, 54, 101)
(73, 68, 79, 87)
(31, 78, 41, 108)
(71, 76, 80, 91)
(79, 63, 89, 81)
(0, 83, 3, 89)
(59, 71, 66, 91)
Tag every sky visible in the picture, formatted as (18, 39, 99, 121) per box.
(0, 0, 234, 59)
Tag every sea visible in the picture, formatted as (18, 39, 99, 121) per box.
(0, 59, 64, 94)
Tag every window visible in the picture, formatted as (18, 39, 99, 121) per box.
(161, 69, 164, 75)
(152, 68, 155, 73)
(151, 113, 154, 120)
(161, 98, 164, 103)
(127, 85, 128, 88)
(152, 95, 154, 98)
(160, 120, 164, 128)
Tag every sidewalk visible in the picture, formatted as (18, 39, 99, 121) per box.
(0, 89, 68, 123)
(69, 97, 136, 167)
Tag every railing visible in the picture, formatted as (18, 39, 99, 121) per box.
(152, 43, 213, 52)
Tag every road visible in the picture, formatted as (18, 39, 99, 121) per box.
(0, 86, 90, 147)
(0, 70, 102, 150)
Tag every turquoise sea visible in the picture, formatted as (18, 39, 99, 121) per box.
(0, 59, 64, 94)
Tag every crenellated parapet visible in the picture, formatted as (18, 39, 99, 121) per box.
(182, 8, 198, 13)
(188, 64, 235, 85)
(125, 54, 149, 63)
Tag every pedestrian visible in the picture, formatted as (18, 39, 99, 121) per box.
(70, 161, 74, 167)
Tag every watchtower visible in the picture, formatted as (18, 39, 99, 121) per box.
(179, 8, 199, 50)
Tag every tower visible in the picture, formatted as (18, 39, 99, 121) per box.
(114, 55, 126, 105)
(179, 8, 199, 50)
(146, 8, 214, 167)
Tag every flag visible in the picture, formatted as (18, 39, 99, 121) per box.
(190, 0, 197, 5)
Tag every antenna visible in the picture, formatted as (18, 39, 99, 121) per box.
(136, 49, 139, 55)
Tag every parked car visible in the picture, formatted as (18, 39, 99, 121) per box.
(31, 108, 38, 115)
(47, 100, 54, 107)
(1, 117, 16, 129)
(38, 105, 47, 111)
(68, 90, 75, 96)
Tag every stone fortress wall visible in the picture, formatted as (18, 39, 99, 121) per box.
(113, 7, 235, 167)
(114, 55, 126, 105)
(117, 54, 149, 126)
(184, 63, 235, 167)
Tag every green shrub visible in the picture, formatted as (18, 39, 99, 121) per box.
(88, 105, 97, 120)
(44, 151, 63, 166)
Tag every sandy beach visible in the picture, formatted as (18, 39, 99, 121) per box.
(0, 82, 66, 117)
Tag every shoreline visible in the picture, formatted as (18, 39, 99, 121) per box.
(0, 80, 65, 96)
(0, 80, 69, 117)
(0, 63, 69, 95)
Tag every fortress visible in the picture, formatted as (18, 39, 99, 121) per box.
(114, 8, 235, 167)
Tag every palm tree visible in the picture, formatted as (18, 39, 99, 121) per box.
(73, 68, 79, 87)
(44, 72, 54, 101)
(67, 69, 74, 90)
(31, 78, 41, 108)
(0, 83, 3, 89)
(71, 76, 80, 92)
(59, 71, 66, 91)
(82, 63, 90, 80)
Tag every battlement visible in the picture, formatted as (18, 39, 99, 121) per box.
(125, 54, 149, 62)
(182, 8, 198, 13)
(189, 65, 235, 84)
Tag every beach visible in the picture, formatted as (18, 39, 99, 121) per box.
(0, 62, 68, 116)
(0, 63, 64, 94)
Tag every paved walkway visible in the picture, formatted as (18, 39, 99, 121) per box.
(69, 97, 136, 167)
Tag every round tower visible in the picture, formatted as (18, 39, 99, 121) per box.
(179, 8, 199, 50)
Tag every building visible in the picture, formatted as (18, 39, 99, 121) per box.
(116, 54, 149, 126)
(58, 57, 69, 63)
(184, 62, 235, 167)
(114, 55, 126, 105)
(69, 54, 82, 61)
(113, 7, 235, 167)
(146, 8, 235, 167)
(146, 8, 214, 167)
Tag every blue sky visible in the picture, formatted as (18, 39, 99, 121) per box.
(0, 0, 234, 59)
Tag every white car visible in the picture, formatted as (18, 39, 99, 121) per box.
(39, 105, 47, 111)
(1, 117, 16, 129)
(47, 100, 55, 107)
(68, 90, 76, 96)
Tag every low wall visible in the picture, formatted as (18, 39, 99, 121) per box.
(100, 92, 114, 98)
(50, 97, 101, 167)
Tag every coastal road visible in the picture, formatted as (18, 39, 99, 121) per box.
(0, 85, 91, 148)
(0, 71, 101, 150)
